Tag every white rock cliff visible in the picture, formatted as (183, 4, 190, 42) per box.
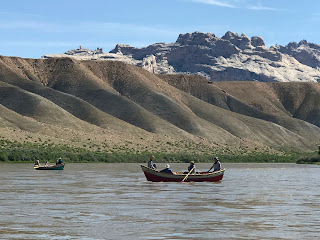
(42, 32, 320, 83)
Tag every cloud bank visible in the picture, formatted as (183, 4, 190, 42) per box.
(189, 0, 281, 11)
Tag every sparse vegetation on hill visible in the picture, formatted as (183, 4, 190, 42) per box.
(0, 56, 320, 160)
(0, 138, 304, 163)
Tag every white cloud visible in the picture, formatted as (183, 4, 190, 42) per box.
(188, 0, 283, 11)
(190, 0, 237, 8)
(0, 11, 40, 18)
(246, 3, 279, 11)
(0, 21, 51, 30)
(1, 40, 83, 47)
(0, 20, 179, 37)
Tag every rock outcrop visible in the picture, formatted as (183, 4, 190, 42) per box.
(275, 40, 320, 69)
(42, 32, 320, 83)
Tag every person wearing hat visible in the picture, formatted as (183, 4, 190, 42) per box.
(56, 157, 63, 165)
(188, 161, 196, 174)
(160, 164, 173, 174)
(148, 155, 156, 169)
(208, 157, 221, 172)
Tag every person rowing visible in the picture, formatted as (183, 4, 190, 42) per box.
(188, 161, 196, 174)
(208, 157, 221, 172)
(56, 157, 63, 165)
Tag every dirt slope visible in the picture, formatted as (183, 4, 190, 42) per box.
(0, 56, 320, 152)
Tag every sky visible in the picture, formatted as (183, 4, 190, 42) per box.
(0, 0, 319, 58)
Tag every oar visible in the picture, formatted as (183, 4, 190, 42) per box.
(181, 166, 195, 182)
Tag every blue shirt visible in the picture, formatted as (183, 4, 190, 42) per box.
(160, 168, 173, 174)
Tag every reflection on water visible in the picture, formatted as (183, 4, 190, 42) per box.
(0, 163, 319, 239)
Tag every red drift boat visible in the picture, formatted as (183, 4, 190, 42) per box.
(141, 165, 225, 182)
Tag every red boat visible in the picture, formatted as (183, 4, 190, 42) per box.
(141, 165, 225, 182)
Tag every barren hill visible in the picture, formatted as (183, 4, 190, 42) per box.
(0, 56, 319, 154)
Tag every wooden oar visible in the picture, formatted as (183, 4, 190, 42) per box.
(181, 166, 195, 182)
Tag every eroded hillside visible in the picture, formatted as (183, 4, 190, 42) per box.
(0, 56, 319, 154)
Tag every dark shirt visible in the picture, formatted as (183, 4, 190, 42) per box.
(160, 168, 173, 174)
(188, 164, 196, 174)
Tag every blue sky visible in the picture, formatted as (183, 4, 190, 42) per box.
(0, 0, 319, 58)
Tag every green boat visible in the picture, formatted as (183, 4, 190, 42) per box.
(34, 163, 65, 170)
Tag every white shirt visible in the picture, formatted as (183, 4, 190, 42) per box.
(148, 159, 155, 169)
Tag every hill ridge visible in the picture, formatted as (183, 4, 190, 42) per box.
(0, 56, 319, 153)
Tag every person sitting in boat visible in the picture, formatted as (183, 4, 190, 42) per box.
(34, 160, 40, 166)
(188, 161, 196, 174)
(208, 157, 221, 172)
(56, 157, 63, 165)
(160, 164, 174, 174)
(148, 155, 156, 169)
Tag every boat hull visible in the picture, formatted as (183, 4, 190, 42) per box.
(141, 165, 224, 182)
(34, 163, 65, 170)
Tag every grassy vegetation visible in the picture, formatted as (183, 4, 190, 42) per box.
(0, 138, 307, 164)
(296, 146, 320, 164)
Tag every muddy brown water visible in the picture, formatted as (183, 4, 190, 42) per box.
(0, 163, 319, 239)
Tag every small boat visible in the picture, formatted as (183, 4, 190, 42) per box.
(141, 165, 224, 182)
(34, 163, 65, 170)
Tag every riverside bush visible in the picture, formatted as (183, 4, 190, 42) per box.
(0, 151, 8, 162)
(296, 147, 320, 164)
(296, 156, 320, 164)
(0, 139, 303, 163)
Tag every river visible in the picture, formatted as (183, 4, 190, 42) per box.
(0, 163, 319, 239)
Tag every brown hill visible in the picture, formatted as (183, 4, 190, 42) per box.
(0, 56, 319, 153)
(159, 75, 320, 143)
(0, 104, 42, 132)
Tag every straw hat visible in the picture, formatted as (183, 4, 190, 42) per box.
(165, 164, 170, 169)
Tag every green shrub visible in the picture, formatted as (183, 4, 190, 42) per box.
(296, 157, 320, 164)
(0, 151, 8, 162)
(0, 139, 305, 163)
